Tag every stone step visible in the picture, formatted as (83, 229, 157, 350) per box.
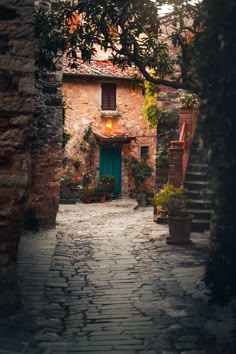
(184, 180, 209, 191)
(189, 208, 213, 220)
(189, 152, 206, 165)
(185, 188, 213, 198)
(186, 198, 212, 209)
(187, 163, 208, 173)
(185, 171, 208, 182)
(184, 139, 212, 233)
(191, 219, 210, 232)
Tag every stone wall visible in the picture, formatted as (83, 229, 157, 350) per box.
(24, 68, 63, 230)
(62, 76, 157, 194)
(158, 85, 181, 110)
(0, 0, 34, 311)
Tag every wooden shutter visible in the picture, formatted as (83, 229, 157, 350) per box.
(102, 83, 116, 110)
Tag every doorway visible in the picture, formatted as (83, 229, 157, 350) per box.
(99, 147, 122, 195)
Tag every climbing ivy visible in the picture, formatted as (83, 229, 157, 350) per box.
(143, 75, 159, 128)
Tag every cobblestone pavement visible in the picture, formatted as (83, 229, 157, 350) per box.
(1, 198, 235, 354)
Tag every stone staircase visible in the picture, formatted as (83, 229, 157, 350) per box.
(184, 141, 213, 232)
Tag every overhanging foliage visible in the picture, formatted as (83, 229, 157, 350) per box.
(35, 0, 203, 92)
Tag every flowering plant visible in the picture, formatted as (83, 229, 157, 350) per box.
(176, 92, 197, 108)
(99, 175, 116, 193)
(94, 183, 109, 197)
(60, 170, 82, 199)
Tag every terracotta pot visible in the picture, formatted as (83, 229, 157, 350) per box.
(99, 196, 106, 203)
(86, 198, 91, 204)
(166, 215, 193, 244)
(157, 208, 167, 217)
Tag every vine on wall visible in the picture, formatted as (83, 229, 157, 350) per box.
(143, 75, 159, 128)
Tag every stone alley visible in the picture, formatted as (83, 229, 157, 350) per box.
(0, 199, 235, 354)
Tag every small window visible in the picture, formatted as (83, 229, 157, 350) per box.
(102, 83, 116, 110)
(141, 146, 149, 159)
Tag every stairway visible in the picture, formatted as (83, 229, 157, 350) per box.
(184, 141, 213, 232)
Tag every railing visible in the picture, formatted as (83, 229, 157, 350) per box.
(168, 109, 198, 187)
(168, 122, 187, 187)
(179, 121, 187, 143)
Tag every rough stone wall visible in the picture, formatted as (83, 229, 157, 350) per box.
(0, 0, 34, 310)
(62, 76, 157, 194)
(24, 68, 63, 229)
(21, 0, 63, 230)
(158, 85, 181, 110)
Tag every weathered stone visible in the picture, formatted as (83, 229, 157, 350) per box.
(9, 115, 31, 127)
(25, 64, 63, 228)
(0, 0, 34, 312)
(0, 96, 33, 113)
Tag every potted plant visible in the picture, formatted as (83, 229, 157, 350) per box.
(94, 183, 108, 202)
(176, 92, 198, 109)
(60, 171, 82, 203)
(154, 183, 193, 244)
(99, 175, 116, 193)
(78, 188, 94, 203)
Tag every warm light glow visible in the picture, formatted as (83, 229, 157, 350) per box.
(106, 119, 113, 130)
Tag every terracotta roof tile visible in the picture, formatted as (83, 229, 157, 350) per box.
(63, 58, 142, 80)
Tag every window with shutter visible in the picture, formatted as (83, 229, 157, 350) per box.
(102, 83, 116, 110)
(141, 146, 149, 159)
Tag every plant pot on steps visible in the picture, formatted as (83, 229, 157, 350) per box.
(166, 215, 193, 244)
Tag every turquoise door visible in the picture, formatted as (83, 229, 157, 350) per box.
(100, 147, 121, 195)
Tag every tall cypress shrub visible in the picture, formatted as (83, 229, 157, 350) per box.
(196, 0, 236, 305)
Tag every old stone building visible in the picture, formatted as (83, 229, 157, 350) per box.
(62, 56, 157, 195)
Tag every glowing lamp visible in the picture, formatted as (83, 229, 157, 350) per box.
(106, 119, 113, 130)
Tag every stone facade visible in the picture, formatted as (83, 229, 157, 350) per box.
(0, 0, 34, 311)
(62, 75, 157, 194)
(158, 85, 181, 110)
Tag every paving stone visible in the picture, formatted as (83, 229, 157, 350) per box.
(1, 199, 235, 353)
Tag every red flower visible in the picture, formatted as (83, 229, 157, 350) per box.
(74, 176, 81, 181)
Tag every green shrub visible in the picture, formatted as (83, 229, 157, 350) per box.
(154, 183, 188, 217)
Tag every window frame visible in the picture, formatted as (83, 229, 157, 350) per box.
(140, 146, 149, 159)
(101, 83, 117, 111)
